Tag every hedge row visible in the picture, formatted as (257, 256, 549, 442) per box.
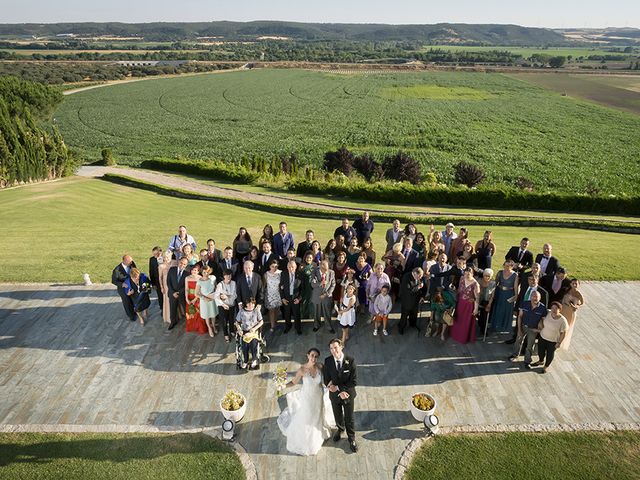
(138, 157, 640, 217)
(101, 173, 640, 234)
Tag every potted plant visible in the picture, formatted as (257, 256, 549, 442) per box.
(410, 392, 436, 422)
(220, 390, 246, 423)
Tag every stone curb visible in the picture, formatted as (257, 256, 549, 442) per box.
(0, 424, 257, 480)
(394, 422, 640, 480)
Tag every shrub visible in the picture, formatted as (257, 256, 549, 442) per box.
(454, 161, 485, 187)
(381, 151, 421, 182)
(352, 154, 384, 181)
(423, 171, 438, 186)
(323, 146, 354, 175)
(101, 148, 115, 166)
(515, 176, 535, 192)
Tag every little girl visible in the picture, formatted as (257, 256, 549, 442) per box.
(337, 284, 357, 344)
(373, 284, 392, 336)
(340, 268, 360, 309)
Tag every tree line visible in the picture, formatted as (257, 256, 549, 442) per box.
(0, 76, 79, 187)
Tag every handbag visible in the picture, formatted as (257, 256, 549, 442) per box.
(443, 309, 454, 326)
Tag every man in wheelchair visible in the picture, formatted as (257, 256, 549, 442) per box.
(235, 297, 264, 370)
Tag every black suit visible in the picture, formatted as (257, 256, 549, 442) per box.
(167, 266, 188, 328)
(542, 276, 571, 304)
(323, 354, 357, 441)
(428, 263, 452, 294)
(399, 273, 426, 332)
(257, 252, 277, 275)
(236, 272, 263, 306)
(535, 254, 560, 280)
(402, 249, 420, 273)
(148, 256, 162, 309)
(296, 241, 313, 261)
(517, 284, 549, 309)
(279, 269, 303, 332)
(505, 246, 533, 274)
(218, 258, 239, 281)
(112, 262, 137, 321)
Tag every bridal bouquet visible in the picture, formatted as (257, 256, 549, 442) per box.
(273, 363, 288, 397)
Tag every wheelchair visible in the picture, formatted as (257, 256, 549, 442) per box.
(234, 329, 270, 370)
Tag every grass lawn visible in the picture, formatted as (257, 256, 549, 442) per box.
(0, 432, 245, 480)
(1, 176, 639, 283)
(406, 431, 640, 480)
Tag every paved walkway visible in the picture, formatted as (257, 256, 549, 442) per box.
(1, 282, 639, 479)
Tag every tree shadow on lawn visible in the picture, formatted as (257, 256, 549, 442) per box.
(0, 432, 223, 467)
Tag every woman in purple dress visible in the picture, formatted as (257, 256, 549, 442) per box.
(450, 267, 480, 344)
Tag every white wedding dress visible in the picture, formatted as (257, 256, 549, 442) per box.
(277, 371, 336, 456)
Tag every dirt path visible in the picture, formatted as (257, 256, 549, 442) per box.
(77, 166, 640, 225)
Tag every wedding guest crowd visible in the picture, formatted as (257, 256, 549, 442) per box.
(112, 214, 584, 373)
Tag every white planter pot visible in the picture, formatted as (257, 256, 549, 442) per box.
(220, 395, 247, 423)
(410, 393, 436, 422)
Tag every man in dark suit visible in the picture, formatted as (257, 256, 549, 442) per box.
(279, 247, 298, 271)
(279, 260, 303, 334)
(296, 230, 315, 260)
(218, 247, 238, 282)
(112, 254, 137, 321)
(236, 260, 263, 307)
(258, 241, 277, 276)
(429, 253, 452, 294)
(506, 273, 549, 344)
(333, 218, 357, 246)
(167, 256, 189, 330)
(385, 219, 404, 253)
(448, 255, 467, 290)
(148, 246, 163, 310)
(399, 267, 427, 334)
(206, 238, 223, 264)
(206, 239, 223, 279)
(324, 339, 358, 453)
(401, 237, 420, 273)
(505, 237, 534, 276)
(353, 211, 374, 246)
(542, 267, 570, 304)
(535, 243, 560, 281)
(517, 274, 549, 309)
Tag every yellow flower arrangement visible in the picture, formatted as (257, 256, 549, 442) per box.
(412, 393, 435, 411)
(221, 390, 245, 411)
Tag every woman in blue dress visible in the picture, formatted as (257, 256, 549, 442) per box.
(124, 268, 151, 325)
(489, 261, 519, 333)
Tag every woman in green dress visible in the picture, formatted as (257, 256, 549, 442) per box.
(428, 286, 456, 340)
(300, 252, 317, 319)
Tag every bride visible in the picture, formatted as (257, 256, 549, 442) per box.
(277, 348, 336, 456)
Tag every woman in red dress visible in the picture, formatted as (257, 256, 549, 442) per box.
(450, 267, 480, 344)
(185, 263, 207, 334)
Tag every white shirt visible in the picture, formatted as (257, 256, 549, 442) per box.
(539, 256, 550, 275)
(334, 354, 344, 371)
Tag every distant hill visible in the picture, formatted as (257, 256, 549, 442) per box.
(0, 21, 569, 45)
(556, 28, 640, 45)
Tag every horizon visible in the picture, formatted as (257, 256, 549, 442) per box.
(1, 20, 639, 30)
(2, 0, 638, 30)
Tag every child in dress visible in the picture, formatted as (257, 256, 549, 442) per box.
(340, 268, 360, 310)
(338, 284, 357, 344)
(373, 284, 392, 336)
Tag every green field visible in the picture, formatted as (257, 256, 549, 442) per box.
(0, 432, 244, 480)
(1, 177, 639, 283)
(55, 69, 640, 195)
(406, 431, 640, 480)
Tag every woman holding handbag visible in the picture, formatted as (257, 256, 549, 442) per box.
(428, 286, 456, 340)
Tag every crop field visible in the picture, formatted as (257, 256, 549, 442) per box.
(511, 73, 640, 115)
(55, 69, 640, 195)
(419, 45, 634, 59)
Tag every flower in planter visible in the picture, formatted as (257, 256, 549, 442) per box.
(412, 393, 435, 411)
(221, 390, 245, 411)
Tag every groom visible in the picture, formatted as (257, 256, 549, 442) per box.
(323, 338, 358, 453)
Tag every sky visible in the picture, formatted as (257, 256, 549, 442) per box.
(1, 0, 638, 29)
